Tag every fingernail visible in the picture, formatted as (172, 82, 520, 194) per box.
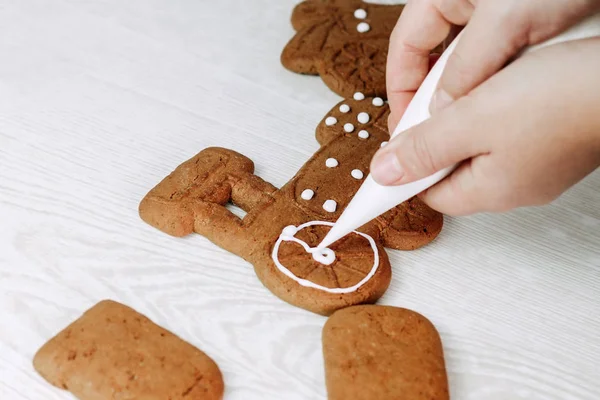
(431, 89, 453, 112)
(371, 151, 404, 185)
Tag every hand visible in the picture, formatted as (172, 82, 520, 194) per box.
(385, 0, 600, 129)
(371, 38, 600, 215)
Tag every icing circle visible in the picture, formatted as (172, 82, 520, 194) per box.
(357, 22, 370, 33)
(344, 123, 355, 133)
(372, 97, 384, 106)
(326, 158, 339, 168)
(311, 247, 336, 265)
(282, 225, 298, 237)
(358, 130, 370, 139)
(301, 189, 314, 200)
(354, 9, 367, 19)
(272, 221, 381, 294)
(339, 104, 350, 113)
(351, 169, 364, 180)
(353, 92, 365, 101)
(323, 199, 337, 213)
(325, 116, 337, 126)
(357, 112, 370, 124)
(380, 141, 388, 147)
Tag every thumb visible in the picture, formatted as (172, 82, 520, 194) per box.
(371, 98, 485, 186)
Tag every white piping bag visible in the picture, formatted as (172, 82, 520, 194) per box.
(318, 12, 600, 250)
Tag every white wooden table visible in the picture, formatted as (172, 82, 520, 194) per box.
(1, 1, 599, 399)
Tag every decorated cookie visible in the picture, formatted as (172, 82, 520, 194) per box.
(281, 0, 404, 98)
(33, 300, 224, 400)
(323, 305, 449, 400)
(139, 95, 443, 315)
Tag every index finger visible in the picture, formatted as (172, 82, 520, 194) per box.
(386, 0, 473, 129)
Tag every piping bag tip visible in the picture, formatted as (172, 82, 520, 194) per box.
(318, 165, 456, 250)
(317, 175, 410, 250)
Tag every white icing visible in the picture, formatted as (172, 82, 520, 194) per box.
(339, 104, 350, 113)
(325, 158, 339, 168)
(325, 116, 337, 126)
(323, 199, 337, 213)
(357, 112, 370, 124)
(351, 169, 364, 179)
(353, 92, 365, 101)
(380, 141, 388, 147)
(358, 130, 370, 139)
(311, 247, 336, 265)
(354, 8, 367, 19)
(278, 225, 335, 265)
(357, 22, 370, 33)
(372, 97, 384, 106)
(272, 221, 381, 294)
(301, 189, 314, 200)
(282, 225, 298, 237)
(344, 123, 355, 133)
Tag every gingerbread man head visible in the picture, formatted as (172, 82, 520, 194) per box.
(140, 94, 443, 315)
(281, 0, 404, 98)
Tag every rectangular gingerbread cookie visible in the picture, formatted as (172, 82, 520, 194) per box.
(323, 305, 449, 400)
(33, 300, 224, 400)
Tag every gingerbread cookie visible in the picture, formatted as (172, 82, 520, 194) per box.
(323, 305, 449, 400)
(281, 0, 404, 98)
(33, 300, 224, 400)
(139, 94, 443, 315)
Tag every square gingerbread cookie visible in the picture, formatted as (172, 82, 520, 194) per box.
(323, 305, 449, 400)
(33, 300, 224, 400)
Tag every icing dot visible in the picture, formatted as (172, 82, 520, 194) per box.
(311, 247, 335, 265)
(358, 130, 370, 139)
(372, 97, 384, 106)
(357, 22, 370, 33)
(282, 225, 298, 237)
(323, 200, 337, 213)
(344, 123, 355, 133)
(325, 158, 339, 168)
(353, 92, 365, 101)
(301, 189, 314, 200)
(339, 104, 350, 113)
(351, 169, 364, 180)
(354, 8, 367, 19)
(357, 112, 370, 124)
(325, 116, 337, 126)
(380, 141, 388, 147)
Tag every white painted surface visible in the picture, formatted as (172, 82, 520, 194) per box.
(0, 1, 599, 399)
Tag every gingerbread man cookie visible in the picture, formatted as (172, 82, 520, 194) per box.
(281, 0, 404, 98)
(140, 94, 443, 315)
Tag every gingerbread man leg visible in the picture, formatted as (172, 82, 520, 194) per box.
(230, 174, 277, 214)
(139, 147, 275, 257)
(376, 198, 444, 251)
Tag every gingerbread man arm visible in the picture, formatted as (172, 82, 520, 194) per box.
(377, 198, 444, 251)
(281, 17, 337, 75)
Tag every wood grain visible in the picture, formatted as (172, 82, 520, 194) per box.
(0, 1, 599, 399)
